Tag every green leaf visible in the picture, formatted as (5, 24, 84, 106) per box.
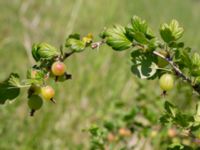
(65, 38, 85, 52)
(103, 121, 115, 131)
(170, 20, 184, 39)
(160, 25, 174, 43)
(196, 102, 200, 116)
(123, 107, 137, 122)
(160, 114, 171, 124)
(164, 101, 177, 118)
(133, 32, 149, 44)
(32, 43, 59, 61)
(167, 143, 185, 150)
(169, 42, 184, 48)
(175, 49, 192, 68)
(160, 20, 184, 43)
(194, 102, 200, 122)
(190, 52, 200, 76)
(164, 101, 193, 128)
(191, 68, 200, 77)
(130, 16, 148, 33)
(131, 50, 158, 79)
(0, 73, 21, 104)
(192, 53, 200, 66)
(126, 16, 155, 42)
(174, 113, 193, 128)
(105, 25, 132, 51)
(68, 33, 81, 40)
(125, 16, 156, 51)
(89, 125, 100, 136)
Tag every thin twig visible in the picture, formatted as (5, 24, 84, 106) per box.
(63, 51, 75, 60)
(91, 41, 105, 49)
(62, 40, 105, 60)
(153, 51, 191, 83)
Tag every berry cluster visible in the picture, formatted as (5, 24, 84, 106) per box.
(27, 60, 67, 116)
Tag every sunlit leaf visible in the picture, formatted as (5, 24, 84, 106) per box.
(131, 50, 158, 79)
(160, 20, 184, 43)
(105, 25, 132, 51)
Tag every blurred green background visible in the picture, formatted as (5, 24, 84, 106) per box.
(1, 0, 200, 149)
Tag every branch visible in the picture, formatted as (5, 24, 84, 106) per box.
(63, 51, 75, 60)
(91, 41, 105, 49)
(62, 38, 200, 95)
(153, 51, 200, 94)
(153, 51, 191, 83)
(62, 41, 105, 60)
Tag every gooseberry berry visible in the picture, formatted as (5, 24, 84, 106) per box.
(159, 73, 174, 91)
(51, 61, 66, 76)
(41, 85, 55, 100)
(28, 95, 43, 110)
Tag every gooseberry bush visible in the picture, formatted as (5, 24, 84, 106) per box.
(1, 15, 200, 149)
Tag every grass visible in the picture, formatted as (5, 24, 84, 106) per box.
(1, 0, 200, 149)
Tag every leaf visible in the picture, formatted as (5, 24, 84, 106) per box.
(164, 101, 193, 128)
(190, 53, 200, 76)
(174, 113, 193, 128)
(126, 16, 155, 42)
(0, 73, 21, 104)
(196, 102, 200, 117)
(164, 101, 177, 118)
(194, 102, 200, 122)
(68, 33, 81, 40)
(125, 16, 156, 51)
(160, 114, 171, 124)
(160, 25, 174, 43)
(105, 25, 132, 51)
(168, 42, 184, 48)
(114, 101, 125, 108)
(123, 107, 137, 122)
(103, 121, 115, 131)
(89, 125, 100, 136)
(32, 43, 59, 61)
(167, 143, 185, 150)
(174, 48, 193, 76)
(131, 50, 158, 79)
(65, 38, 85, 52)
(130, 16, 148, 32)
(176, 49, 192, 68)
(191, 68, 200, 77)
(170, 20, 184, 39)
(133, 32, 149, 44)
(160, 20, 184, 43)
(192, 53, 200, 66)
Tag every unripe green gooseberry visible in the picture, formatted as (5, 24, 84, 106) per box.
(28, 85, 41, 96)
(159, 73, 174, 91)
(41, 85, 55, 100)
(28, 95, 43, 110)
(51, 61, 66, 76)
